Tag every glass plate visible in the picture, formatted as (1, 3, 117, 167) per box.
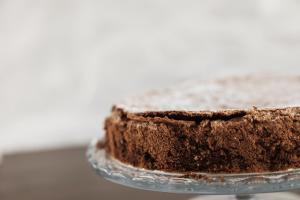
(87, 139, 300, 195)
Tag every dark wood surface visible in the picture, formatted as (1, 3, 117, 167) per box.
(0, 147, 195, 200)
(1, 147, 300, 200)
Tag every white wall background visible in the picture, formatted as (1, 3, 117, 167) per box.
(1, 0, 300, 154)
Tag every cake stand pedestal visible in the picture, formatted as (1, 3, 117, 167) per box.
(87, 140, 300, 200)
(190, 193, 299, 200)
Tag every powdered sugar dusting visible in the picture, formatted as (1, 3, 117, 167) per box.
(117, 76, 300, 113)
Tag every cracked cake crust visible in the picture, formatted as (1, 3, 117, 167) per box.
(103, 76, 300, 173)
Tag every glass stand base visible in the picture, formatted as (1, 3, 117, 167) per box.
(191, 192, 299, 200)
(87, 139, 300, 196)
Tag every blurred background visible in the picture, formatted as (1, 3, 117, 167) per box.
(1, 0, 300, 199)
(2, 0, 300, 154)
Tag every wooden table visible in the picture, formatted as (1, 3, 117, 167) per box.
(0, 147, 195, 200)
(1, 147, 299, 200)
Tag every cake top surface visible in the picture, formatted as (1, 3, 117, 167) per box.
(116, 75, 300, 113)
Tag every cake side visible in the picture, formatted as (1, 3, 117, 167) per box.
(105, 107, 300, 173)
(103, 76, 300, 173)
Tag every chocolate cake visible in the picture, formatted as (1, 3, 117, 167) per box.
(103, 75, 300, 173)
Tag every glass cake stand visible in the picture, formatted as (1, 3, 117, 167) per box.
(87, 140, 300, 200)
